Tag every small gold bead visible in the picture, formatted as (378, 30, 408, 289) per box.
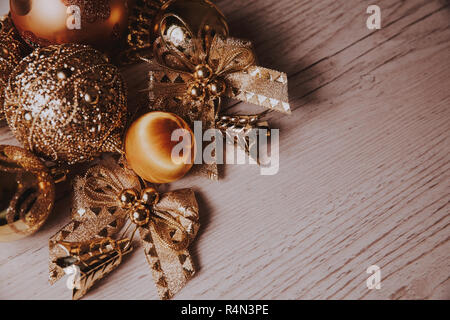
(24, 113, 32, 121)
(207, 79, 226, 97)
(141, 187, 159, 206)
(249, 117, 258, 124)
(119, 189, 138, 209)
(188, 82, 205, 100)
(84, 91, 99, 105)
(130, 203, 150, 226)
(193, 64, 213, 81)
(56, 68, 72, 80)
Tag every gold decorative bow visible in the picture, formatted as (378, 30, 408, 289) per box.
(150, 35, 291, 116)
(146, 20, 291, 179)
(49, 158, 200, 300)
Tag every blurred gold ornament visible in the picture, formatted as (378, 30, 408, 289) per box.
(1, 14, 17, 36)
(10, 0, 130, 52)
(0, 145, 55, 242)
(124, 112, 195, 184)
(120, 0, 166, 64)
(0, 14, 28, 49)
(152, 0, 229, 56)
(0, 13, 29, 46)
(4, 44, 127, 165)
(50, 158, 200, 300)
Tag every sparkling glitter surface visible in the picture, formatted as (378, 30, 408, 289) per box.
(4, 44, 127, 165)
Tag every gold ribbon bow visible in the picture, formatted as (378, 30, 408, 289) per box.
(146, 20, 291, 179)
(149, 35, 291, 116)
(49, 158, 200, 300)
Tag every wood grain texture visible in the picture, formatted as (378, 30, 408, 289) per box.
(0, 0, 449, 300)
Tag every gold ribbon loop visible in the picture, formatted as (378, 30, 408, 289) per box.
(208, 36, 256, 76)
(152, 213, 190, 251)
(226, 66, 291, 114)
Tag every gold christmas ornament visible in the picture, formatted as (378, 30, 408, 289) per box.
(0, 14, 29, 47)
(152, 0, 229, 53)
(4, 44, 127, 165)
(147, 1, 290, 179)
(150, 35, 291, 115)
(216, 112, 271, 164)
(0, 145, 55, 242)
(120, 0, 166, 64)
(0, 35, 21, 121)
(55, 237, 133, 300)
(10, 0, 130, 52)
(145, 0, 229, 179)
(49, 158, 200, 300)
(1, 14, 18, 37)
(124, 112, 196, 184)
(0, 14, 29, 121)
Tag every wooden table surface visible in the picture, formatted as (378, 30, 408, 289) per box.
(0, 0, 449, 300)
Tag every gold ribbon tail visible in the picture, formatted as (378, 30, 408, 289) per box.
(139, 224, 195, 300)
(139, 188, 200, 300)
(225, 66, 291, 114)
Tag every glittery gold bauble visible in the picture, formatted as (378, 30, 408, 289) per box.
(0, 145, 55, 242)
(0, 14, 29, 120)
(4, 44, 127, 165)
(0, 35, 21, 120)
(124, 112, 195, 184)
(10, 0, 130, 52)
(152, 0, 229, 70)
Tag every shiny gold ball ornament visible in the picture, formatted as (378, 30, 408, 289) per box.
(124, 112, 196, 184)
(10, 0, 130, 52)
(152, 0, 229, 70)
(0, 145, 55, 242)
(4, 44, 127, 165)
